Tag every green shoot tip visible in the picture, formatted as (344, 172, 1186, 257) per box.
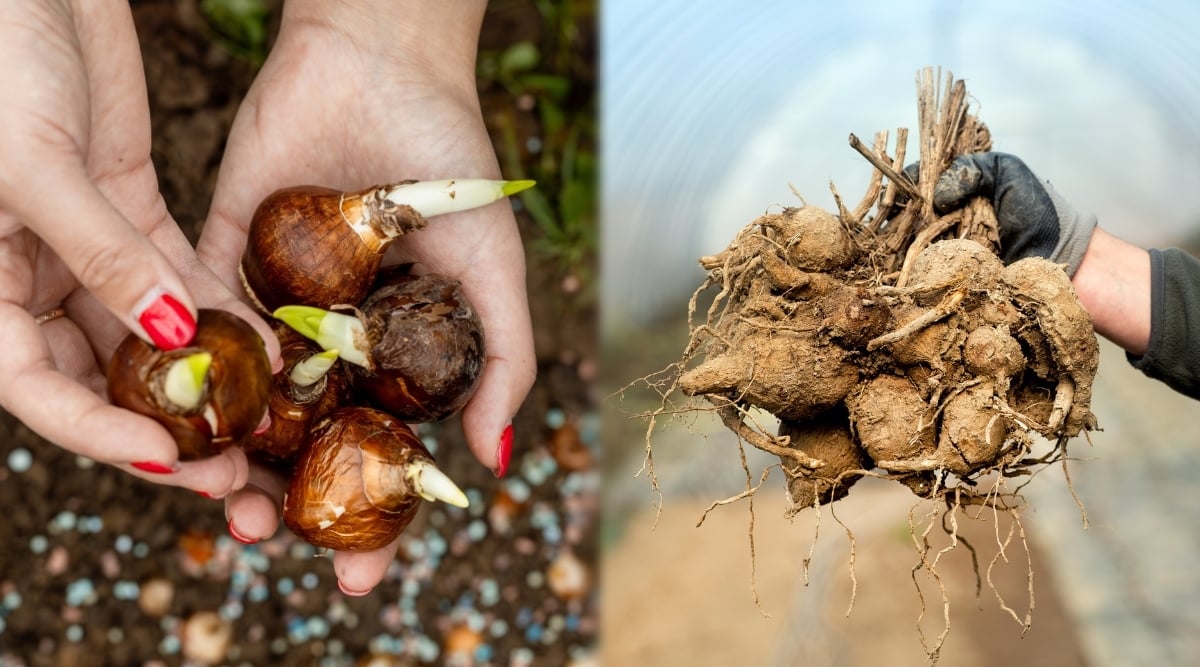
(163, 352, 212, 409)
(501, 180, 536, 197)
(273, 305, 331, 341)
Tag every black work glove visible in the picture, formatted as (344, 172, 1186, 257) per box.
(924, 152, 1097, 276)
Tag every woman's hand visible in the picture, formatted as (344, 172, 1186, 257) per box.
(199, 0, 535, 594)
(0, 0, 279, 496)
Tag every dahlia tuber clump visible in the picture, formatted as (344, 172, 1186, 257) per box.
(676, 218, 1097, 512)
(658, 70, 1098, 515)
(637, 68, 1101, 662)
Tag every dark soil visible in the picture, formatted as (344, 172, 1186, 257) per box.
(0, 2, 597, 665)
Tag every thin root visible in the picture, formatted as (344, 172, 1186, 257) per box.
(867, 289, 965, 351)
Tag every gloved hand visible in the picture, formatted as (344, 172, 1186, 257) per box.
(931, 152, 1097, 276)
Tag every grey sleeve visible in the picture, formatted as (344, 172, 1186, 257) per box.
(1126, 248, 1200, 399)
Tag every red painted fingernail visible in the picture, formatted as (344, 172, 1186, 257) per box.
(131, 460, 178, 474)
(196, 490, 221, 500)
(253, 412, 271, 436)
(337, 580, 372, 597)
(227, 520, 258, 545)
(135, 290, 196, 350)
(494, 424, 513, 478)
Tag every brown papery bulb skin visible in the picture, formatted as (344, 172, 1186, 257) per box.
(107, 309, 272, 460)
(244, 325, 350, 464)
(283, 407, 431, 551)
(352, 273, 486, 422)
(239, 184, 426, 313)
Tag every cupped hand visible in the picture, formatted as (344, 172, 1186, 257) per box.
(0, 1, 279, 496)
(200, 2, 535, 593)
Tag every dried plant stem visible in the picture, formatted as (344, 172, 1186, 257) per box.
(850, 130, 887, 226)
(881, 127, 910, 217)
(849, 132, 922, 203)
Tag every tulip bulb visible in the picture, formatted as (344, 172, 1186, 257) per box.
(244, 325, 350, 464)
(274, 273, 484, 422)
(107, 309, 272, 460)
(282, 406, 468, 551)
(239, 179, 534, 313)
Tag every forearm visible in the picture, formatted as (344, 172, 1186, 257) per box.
(1070, 227, 1152, 355)
(1075, 228, 1200, 399)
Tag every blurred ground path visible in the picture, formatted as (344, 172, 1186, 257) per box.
(1024, 341, 1200, 666)
(603, 340, 1197, 666)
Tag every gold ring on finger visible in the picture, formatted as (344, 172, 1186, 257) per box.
(33, 307, 67, 325)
